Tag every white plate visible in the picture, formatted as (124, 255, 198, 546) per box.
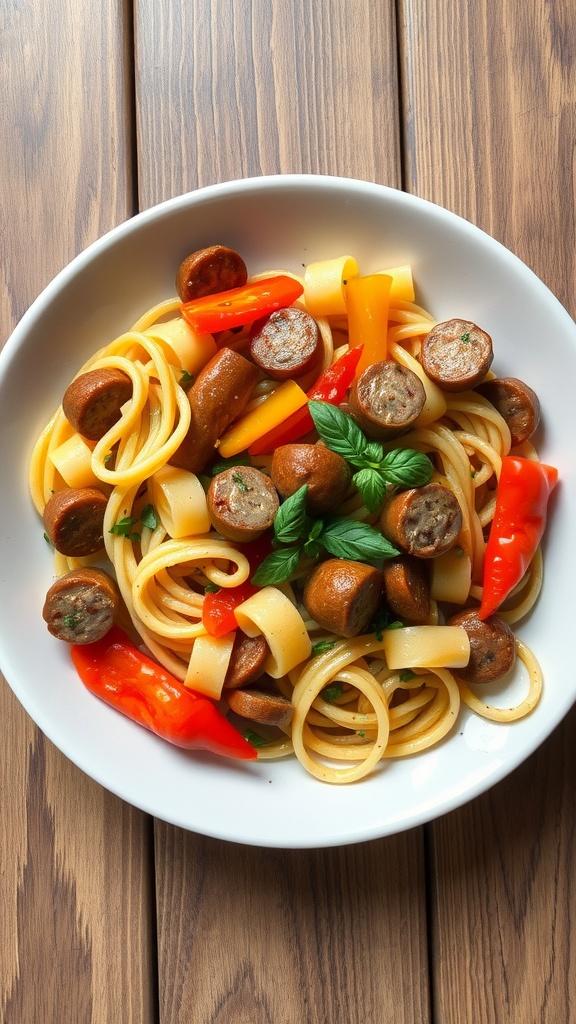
(1, 175, 574, 848)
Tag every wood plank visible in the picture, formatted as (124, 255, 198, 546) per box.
(135, 0, 402, 205)
(135, 2, 431, 1021)
(399, 0, 576, 1019)
(0, 3, 156, 1022)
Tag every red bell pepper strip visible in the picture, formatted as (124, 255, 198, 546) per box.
(202, 579, 259, 637)
(71, 626, 256, 760)
(248, 344, 364, 455)
(201, 535, 272, 636)
(180, 275, 303, 333)
(478, 456, 558, 620)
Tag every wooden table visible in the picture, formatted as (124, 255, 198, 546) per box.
(2, 3, 576, 1021)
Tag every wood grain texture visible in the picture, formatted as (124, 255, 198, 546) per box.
(154, 829, 431, 1024)
(400, 1, 576, 1021)
(1, 3, 156, 1022)
(134, 2, 431, 1021)
(135, 0, 402, 207)
(399, 0, 576, 311)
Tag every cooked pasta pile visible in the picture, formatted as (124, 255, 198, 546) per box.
(30, 257, 545, 783)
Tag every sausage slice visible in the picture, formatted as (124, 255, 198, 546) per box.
(42, 567, 119, 644)
(270, 443, 352, 515)
(475, 376, 541, 446)
(62, 368, 133, 441)
(420, 319, 493, 391)
(224, 633, 269, 690)
(207, 466, 279, 543)
(170, 347, 259, 473)
(227, 686, 294, 729)
(303, 558, 383, 637)
(380, 482, 462, 558)
(43, 487, 108, 557)
(176, 245, 247, 303)
(447, 609, 516, 684)
(249, 307, 322, 380)
(381, 555, 430, 623)
(347, 360, 426, 439)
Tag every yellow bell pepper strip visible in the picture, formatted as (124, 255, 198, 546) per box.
(71, 626, 257, 760)
(180, 275, 303, 333)
(248, 345, 364, 455)
(344, 273, 392, 379)
(478, 456, 558, 620)
(216, 379, 308, 458)
(376, 264, 415, 303)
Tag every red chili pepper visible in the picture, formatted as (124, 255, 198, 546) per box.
(71, 626, 256, 760)
(201, 535, 272, 636)
(478, 456, 558, 620)
(248, 345, 364, 455)
(180, 275, 304, 333)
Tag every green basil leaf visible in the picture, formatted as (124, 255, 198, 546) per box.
(320, 517, 399, 560)
(380, 449, 433, 489)
(308, 400, 368, 466)
(139, 503, 159, 530)
(251, 546, 302, 586)
(352, 467, 388, 513)
(302, 538, 322, 559)
(363, 441, 384, 463)
(274, 485, 311, 544)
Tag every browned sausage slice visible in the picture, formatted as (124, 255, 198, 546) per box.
(43, 487, 108, 556)
(420, 319, 493, 392)
(170, 347, 260, 473)
(42, 567, 119, 644)
(381, 555, 430, 623)
(224, 634, 269, 689)
(249, 307, 322, 380)
(303, 558, 383, 637)
(380, 482, 462, 558)
(62, 368, 133, 441)
(227, 687, 294, 729)
(475, 376, 541, 446)
(447, 609, 516, 684)
(206, 466, 279, 543)
(347, 360, 426, 439)
(176, 245, 248, 302)
(270, 443, 352, 515)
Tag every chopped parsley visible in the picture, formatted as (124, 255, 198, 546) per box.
(311, 639, 336, 657)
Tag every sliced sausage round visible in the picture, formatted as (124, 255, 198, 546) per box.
(475, 376, 541, 446)
(42, 567, 119, 644)
(380, 482, 462, 558)
(62, 368, 133, 441)
(170, 347, 260, 473)
(347, 360, 426, 439)
(43, 487, 108, 557)
(381, 555, 430, 623)
(176, 245, 247, 303)
(270, 443, 352, 515)
(420, 319, 493, 392)
(303, 558, 383, 638)
(249, 307, 322, 380)
(207, 466, 279, 543)
(227, 686, 294, 729)
(224, 633, 269, 689)
(447, 608, 516, 684)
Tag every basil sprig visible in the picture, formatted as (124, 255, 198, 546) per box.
(251, 485, 399, 587)
(308, 400, 433, 512)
